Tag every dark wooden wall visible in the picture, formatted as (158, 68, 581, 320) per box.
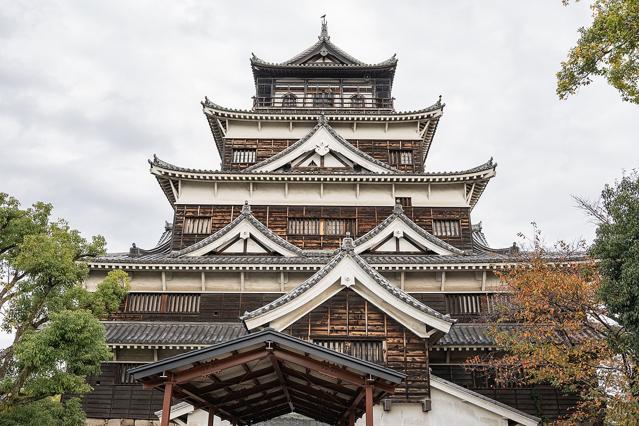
(222, 138, 424, 173)
(172, 204, 472, 251)
(80, 363, 164, 420)
(109, 293, 281, 322)
(286, 289, 430, 402)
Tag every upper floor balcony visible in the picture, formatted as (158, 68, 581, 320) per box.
(252, 93, 394, 112)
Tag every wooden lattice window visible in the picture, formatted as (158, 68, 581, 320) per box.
(282, 93, 297, 108)
(232, 149, 256, 164)
(124, 294, 200, 314)
(324, 219, 356, 236)
(314, 339, 385, 364)
(183, 217, 212, 234)
(446, 294, 481, 315)
(288, 218, 356, 236)
(389, 150, 413, 165)
(395, 197, 412, 207)
(432, 219, 461, 237)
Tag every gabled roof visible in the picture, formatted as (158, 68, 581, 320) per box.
(354, 204, 467, 255)
(250, 19, 397, 69)
(241, 237, 454, 337)
(244, 115, 400, 174)
(170, 202, 303, 258)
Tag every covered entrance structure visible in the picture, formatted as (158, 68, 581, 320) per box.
(130, 329, 405, 426)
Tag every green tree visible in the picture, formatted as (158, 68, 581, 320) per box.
(0, 193, 129, 423)
(585, 172, 639, 356)
(557, 0, 639, 104)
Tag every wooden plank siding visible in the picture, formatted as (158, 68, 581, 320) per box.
(109, 293, 281, 322)
(222, 138, 424, 173)
(79, 363, 165, 420)
(171, 205, 472, 251)
(286, 289, 430, 402)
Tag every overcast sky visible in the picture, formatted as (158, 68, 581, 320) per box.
(1, 0, 637, 253)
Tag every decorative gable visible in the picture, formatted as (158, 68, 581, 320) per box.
(170, 203, 302, 258)
(245, 116, 399, 174)
(354, 204, 466, 255)
(242, 237, 453, 337)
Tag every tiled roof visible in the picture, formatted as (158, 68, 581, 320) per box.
(170, 202, 303, 257)
(353, 203, 466, 255)
(250, 21, 396, 69)
(435, 323, 601, 347)
(103, 321, 247, 346)
(150, 154, 496, 179)
(243, 115, 400, 174)
(241, 238, 452, 323)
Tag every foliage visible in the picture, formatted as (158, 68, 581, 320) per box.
(557, 0, 639, 104)
(0, 193, 129, 423)
(466, 230, 639, 423)
(0, 397, 85, 426)
(589, 171, 639, 353)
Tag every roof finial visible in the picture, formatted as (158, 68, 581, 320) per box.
(318, 112, 328, 125)
(320, 14, 329, 40)
(242, 200, 251, 214)
(341, 233, 354, 251)
(393, 202, 404, 215)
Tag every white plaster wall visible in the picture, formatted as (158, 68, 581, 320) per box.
(205, 272, 241, 291)
(403, 271, 439, 291)
(225, 120, 422, 141)
(177, 181, 469, 208)
(129, 271, 163, 291)
(85, 271, 108, 291)
(166, 272, 201, 291)
(354, 399, 509, 426)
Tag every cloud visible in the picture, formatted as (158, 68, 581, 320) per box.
(0, 0, 637, 252)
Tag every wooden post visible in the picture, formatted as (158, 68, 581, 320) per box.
(365, 383, 374, 426)
(160, 382, 174, 426)
(207, 408, 215, 426)
(349, 410, 355, 426)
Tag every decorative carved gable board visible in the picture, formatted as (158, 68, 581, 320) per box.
(354, 208, 466, 256)
(245, 122, 398, 174)
(170, 204, 303, 258)
(242, 249, 453, 337)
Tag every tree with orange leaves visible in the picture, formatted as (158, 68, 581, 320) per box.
(467, 232, 639, 424)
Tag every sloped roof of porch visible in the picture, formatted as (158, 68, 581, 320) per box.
(130, 329, 404, 425)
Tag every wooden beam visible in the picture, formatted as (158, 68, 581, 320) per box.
(273, 348, 396, 393)
(280, 365, 357, 397)
(365, 383, 374, 426)
(176, 383, 240, 424)
(160, 381, 174, 426)
(174, 348, 267, 384)
(269, 353, 294, 411)
(340, 387, 365, 423)
(349, 411, 355, 426)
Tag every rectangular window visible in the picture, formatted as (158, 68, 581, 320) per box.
(184, 217, 212, 234)
(314, 339, 385, 364)
(124, 294, 201, 314)
(446, 294, 481, 315)
(232, 149, 256, 164)
(432, 219, 461, 237)
(395, 197, 412, 207)
(389, 150, 413, 165)
(287, 218, 356, 236)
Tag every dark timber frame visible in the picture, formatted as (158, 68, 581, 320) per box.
(130, 329, 404, 425)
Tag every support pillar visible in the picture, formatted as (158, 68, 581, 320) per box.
(207, 408, 215, 426)
(160, 382, 174, 426)
(365, 383, 374, 426)
(349, 411, 355, 426)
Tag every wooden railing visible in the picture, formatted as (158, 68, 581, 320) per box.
(253, 95, 394, 111)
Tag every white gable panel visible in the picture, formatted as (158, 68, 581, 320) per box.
(184, 220, 298, 257)
(250, 126, 394, 174)
(356, 217, 456, 255)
